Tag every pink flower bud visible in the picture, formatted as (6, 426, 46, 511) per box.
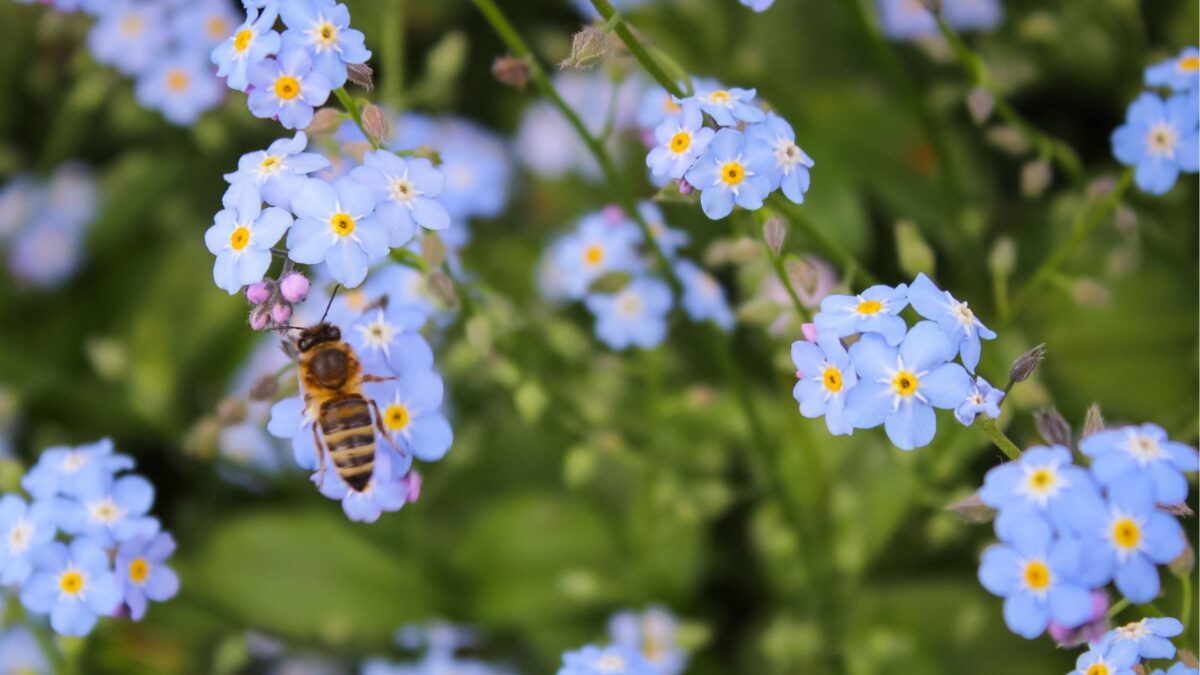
(801, 323, 819, 343)
(796, 370, 804, 379)
(270, 302, 292, 324)
(678, 179, 694, 195)
(249, 306, 270, 331)
(402, 470, 423, 504)
(1048, 590, 1109, 648)
(246, 281, 273, 305)
(279, 272, 310, 303)
(602, 205, 625, 225)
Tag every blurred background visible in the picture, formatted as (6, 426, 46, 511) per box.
(0, 0, 1195, 672)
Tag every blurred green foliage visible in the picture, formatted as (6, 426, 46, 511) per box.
(0, 0, 1196, 673)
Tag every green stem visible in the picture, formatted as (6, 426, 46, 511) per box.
(333, 87, 382, 150)
(768, 196, 879, 285)
(934, 16, 1082, 182)
(591, 0, 684, 97)
(1107, 597, 1131, 620)
(1177, 571, 1193, 641)
(973, 416, 1021, 460)
(380, 0, 405, 109)
(753, 212, 811, 322)
(1009, 168, 1133, 318)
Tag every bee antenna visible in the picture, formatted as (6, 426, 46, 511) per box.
(319, 285, 340, 324)
(273, 325, 305, 331)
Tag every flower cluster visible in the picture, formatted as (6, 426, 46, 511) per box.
(0, 439, 178, 636)
(875, 0, 1003, 41)
(559, 606, 688, 675)
(265, 265, 451, 522)
(792, 273, 996, 449)
(1068, 618, 1198, 675)
(0, 163, 96, 289)
(1111, 46, 1199, 195)
(16, 0, 231, 124)
(974, 423, 1197, 646)
(364, 621, 514, 675)
(646, 78, 814, 220)
(538, 203, 734, 350)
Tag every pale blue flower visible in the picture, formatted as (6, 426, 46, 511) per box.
(350, 151, 450, 246)
(1070, 641, 1139, 675)
(954, 376, 1004, 425)
(116, 533, 179, 621)
(1112, 92, 1200, 195)
(675, 260, 734, 331)
(745, 112, 814, 204)
(681, 83, 764, 127)
(1100, 617, 1185, 660)
(366, 371, 452, 462)
(558, 645, 656, 675)
(586, 277, 673, 351)
(1145, 46, 1200, 92)
(60, 473, 160, 547)
(267, 395, 320, 471)
(791, 336, 858, 436)
(684, 128, 773, 219)
(633, 202, 689, 259)
(978, 444, 1098, 536)
(740, 0, 775, 10)
(608, 606, 688, 675)
(0, 495, 58, 586)
(205, 182, 293, 294)
(134, 51, 224, 125)
(173, 0, 241, 54)
(211, 6, 281, 92)
(86, 1, 169, 76)
(637, 84, 684, 130)
(1152, 664, 1200, 675)
(346, 306, 434, 376)
(247, 48, 333, 130)
(1080, 423, 1199, 506)
(943, 0, 1003, 32)
(224, 131, 331, 209)
(316, 447, 411, 523)
(813, 284, 909, 346)
(22, 438, 133, 500)
(279, 0, 371, 89)
(647, 103, 715, 179)
(907, 273, 996, 372)
(20, 538, 122, 637)
(285, 176, 388, 288)
(6, 213, 86, 289)
(0, 627, 49, 675)
(555, 212, 644, 299)
(876, 0, 936, 40)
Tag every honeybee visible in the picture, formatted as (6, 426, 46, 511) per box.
(292, 298, 397, 492)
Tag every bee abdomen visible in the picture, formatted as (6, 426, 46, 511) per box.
(319, 396, 376, 493)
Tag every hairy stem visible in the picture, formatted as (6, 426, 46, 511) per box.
(380, 0, 405, 109)
(334, 87, 382, 150)
(973, 416, 1021, 461)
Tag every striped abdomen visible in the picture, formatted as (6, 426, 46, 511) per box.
(319, 394, 376, 492)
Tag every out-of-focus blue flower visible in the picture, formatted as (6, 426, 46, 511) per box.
(1063, 479, 1186, 603)
(745, 112, 814, 204)
(0, 174, 40, 241)
(279, 0, 371, 89)
(675, 260, 734, 331)
(424, 117, 512, 221)
(351, 151, 450, 246)
(1151, 664, 1200, 675)
(173, 0, 240, 54)
(2, 164, 95, 288)
(0, 495, 58, 585)
(346, 306, 433, 376)
(556, 212, 644, 299)
(20, 538, 122, 637)
(954, 375, 1004, 425)
(876, 0, 936, 40)
(325, 262, 436, 324)
(6, 214, 86, 289)
(740, 0, 775, 11)
(637, 84, 684, 131)
(633, 202, 689, 259)
(558, 644, 656, 675)
(978, 444, 1097, 535)
(1081, 423, 1199, 506)
(286, 176, 388, 287)
(87, 1, 169, 76)
(586, 277, 672, 351)
(219, 419, 284, 474)
(977, 516, 1092, 639)
(906, 273, 995, 372)
(1070, 641, 1139, 675)
(212, 6, 281, 92)
(647, 103, 715, 180)
(60, 473, 160, 546)
(22, 438, 133, 500)
(1145, 46, 1200, 92)
(116, 532, 179, 621)
(267, 395, 320, 471)
(0, 627, 49, 675)
(684, 128, 773, 220)
(682, 83, 764, 127)
(844, 321, 972, 450)
(608, 606, 687, 675)
(942, 0, 1003, 32)
(135, 52, 224, 125)
(1100, 617, 1184, 660)
(1112, 92, 1199, 195)
(316, 447, 411, 523)
(205, 182, 293, 294)
(366, 371, 452, 462)
(792, 336, 858, 436)
(813, 284, 909, 346)
(225, 132, 331, 209)
(247, 48, 333, 130)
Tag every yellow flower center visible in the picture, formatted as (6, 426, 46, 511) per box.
(892, 370, 919, 397)
(856, 299, 883, 315)
(330, 213, 355, 236)
(315, 21, 338, 47)
(663, 96, 681, 113)
(274, 75, 301, 100)
(259, 155, 283, 174)
(8, 521, 31, 551)
(617, 294, 642, 317)
(1180, 55, 1200, 72)
(206, 17, 231, 41)
(1147, 122, 1177, 156)
(59, 570, 84, 596)
(822, 366, 843, 393)
(708, 90, 732, 104)
(1028, 468, 1056, 493)
(166, 69, 189, 92)
(720, 162, 745, 186)
(89, 498, 123, 525)
(233, 28, 254, 52)
(391, 178, 415, 202)
(1023, 560, 1051, 591)
(1087, 664, 1109, 675)
(1112, 518, 1141, 550)
(384, 404, 410, 431)
(583, 244, 605, 267)
(669, 131, 691, 153)
(129, 558, 150, 584)
(596, 654, 626, 672)
(230, 226, 251, 251)
(120, 14, 144, 37)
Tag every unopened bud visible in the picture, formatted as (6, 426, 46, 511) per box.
(279, 272, 310, 303)
(678, 178, 694, 195)
(1087, 175, 1117, 199)
(492, 55, 530, 90)
(249, 305, 271, 331)
(1072, 278, 1111, 307)
(800, 323, 818, 343)
(1179, 650, 1198, 668)
(1008, 343, 1046, 384)
(985, 125, 1031, 156)
(1169, 538, 1195, 575)
(1020, 159, 1053, 198)
(306, 107, 344, 135)
(342, 141, 371, 163)
(946, 492, 996, 524)
(361, 104, 391, 145)
(347, 63, 374, 90)
(421, 233, 447, 269)
(270, 302, 292, 324)
(560, 25, 608, 69)
(246, 280, 273, 305)
(1114, 205, 1138, 233)
(763, 217, 785, 256)
(1034, 408, 1071, 447)
(249, 374, 279, 401)
(217, 397, 247, 427)
(1081, 403, 1105, 439)
(427, 271, 459, 309)
(402, 470, 423, 503)
(967, 87, 995, 125)
(988, 236, 1016, 277)
(1048, 590, 1110, 648)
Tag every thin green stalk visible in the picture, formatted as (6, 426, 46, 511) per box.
(973, 416, 1021, 460)
(752, 212, 811, 322)
(591, 0, 684, 98)
(380, 0, 405, 109)
(333, 87, 382, 150)
(767, 196, 879, 285)
(1107, 597, 1131, 620)
(1009, 168, 1133, 317)
(934, 16, 1082, 182)
(1178, 571, 1193, 641)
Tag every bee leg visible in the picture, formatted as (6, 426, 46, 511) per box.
(311, 423, 328, 489)
(368, 398, 404, 456)
(363, 373, 398, 383)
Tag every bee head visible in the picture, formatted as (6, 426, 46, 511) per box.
(296, 322, 342, 353)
